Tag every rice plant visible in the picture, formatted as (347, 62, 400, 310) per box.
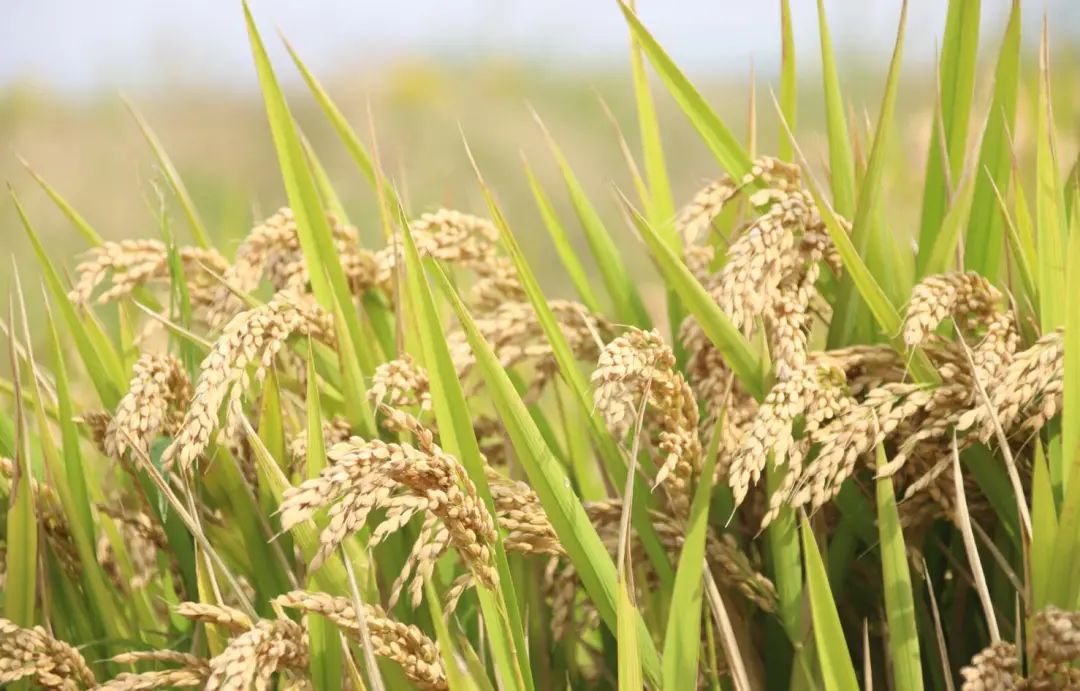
(3, 0, 1079, 689)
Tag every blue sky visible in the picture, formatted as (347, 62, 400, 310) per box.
(2, 1, 1077, 93)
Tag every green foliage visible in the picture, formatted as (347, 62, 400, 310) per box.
(3, 2, 1078, 689)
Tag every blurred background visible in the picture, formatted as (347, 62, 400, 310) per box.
(2, 1, 1079, 313)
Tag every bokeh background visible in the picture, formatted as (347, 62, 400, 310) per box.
(2, 1, 1079, 314)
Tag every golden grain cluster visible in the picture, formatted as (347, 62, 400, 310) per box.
(2, 143, 1074, 690)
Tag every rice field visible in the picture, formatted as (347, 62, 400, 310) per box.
(2, 1, 1080, 689)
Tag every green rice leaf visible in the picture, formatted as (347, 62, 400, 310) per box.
(41, 295, 132, 642)
(301, 131, 350, 223)
(621, 199, 766, 400)
(1031, 442, 1058, 609)
(124, 98, 212, 248)
(662, 412, 724, 689)
(964, 0, 1021, 279)
(814, 0, 856, 216)
(424, 581, 472, 691)
(533, 114, 650, 328)
(801, 516, 860, 691)
(618, 1, 751, 178)
(919, 168, 976, 278)
(243, 420, 356, 597)
(875, 444, 923, 691)
(245, 2, 379, 427)
(917, 0, 980, 254)
(298, 354, 344, 690)
(1063, 201, 1080, 493)
(829, 0, 909, 347)
(283, 37, 399, 213)
(1035, 24, 1067, 335)
(431, 262, 664, 687)
(3, 306, 37, 628)
(778, 0, 797, 163)
(18, 158, 105, 246)
(627, 0, 677, 251)
(520, 156, 602, 313)
(12, 190, 126, 408)
(617, 578, 643, 691)
(329, 291, 377, 438)
(400, 205, 532, 691)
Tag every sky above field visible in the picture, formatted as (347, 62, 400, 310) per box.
(2, 1, 1078, 93)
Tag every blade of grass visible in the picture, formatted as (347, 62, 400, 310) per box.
(662, 403, 726, 689)
(919, 168, 976, 278)
(123, 97, 212, 248)
(532, 111, 650, 328)
(12, 189, 126, 407)
(520, 155, 602, 313)
(617, 578, 643, 691)
(828, 0, 909, 347)
(1030, 443, 1057, 609)
(282, 36, 399, 213)
(965, 0, 1021, 279)
(244, 2, 379, 427)
(627, 0, 676, 250)
(399, 204, 532, 691)
(1066, 192, 1080, 489)
(875, 444, 923, 691)
(778, 0, 797, 162)
(801, 515, 860, 691)
(618, 1, 751, 178)
(917, 0, 980, 255)
(431, 263, 664, 687)
(814, 0, 856, 216)
(302, 352, 344, 691)
(40, 292, 133, 643)
(301, 131, 350, 223)
(620, 198, 766, 400)
(18, 157, 105, 246)
(4, 299, 37, 628)
(1035, 22, 1067, 334)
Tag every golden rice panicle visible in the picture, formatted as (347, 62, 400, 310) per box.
(710, 190, 812, 334)
(95, 668, 209, 690)
(450, 299, 610, 398)
(279, 430, 498, 592)
(902, 271, 1003, 348)
(675, 178, 739, 245)
(163, 293, 333, 471)
(959, 641, 1021, 691)
(674, 156, 801, 244)
(1032, 606, 1080, 662)
(69, 239, 227, 307)
(106, 353, 192, 460)
(175, 602, 253, 635)
(368, 354, 432, 414)
(204, 617, 308, 691)
(956, 328, 1064, 441)
(727, 363, 851, 524)
(206, 207, 378, 328)
(0, 618, 97, 689)
(592, 328, 701, 516)
(374, 209, 517, 296)
(275, 590, 448, 691)
(491, 471, 562, 557)
(98, 652, 210, 690)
